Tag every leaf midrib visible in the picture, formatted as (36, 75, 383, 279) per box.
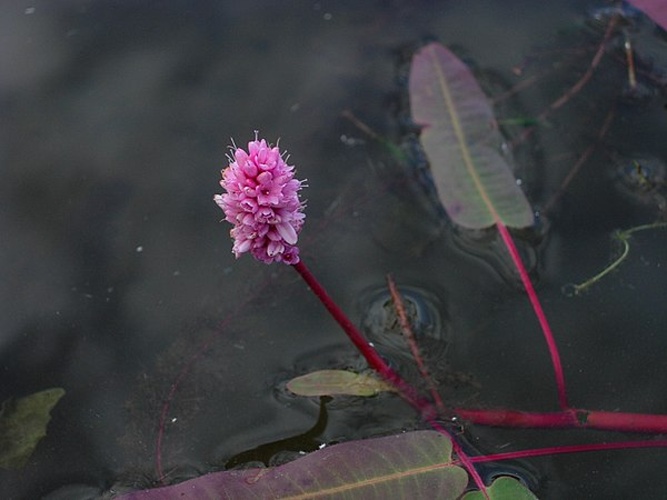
(426, 44, 500, 225)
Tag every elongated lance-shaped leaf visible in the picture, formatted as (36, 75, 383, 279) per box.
(287, 369, 397, 397)
(410, 43, 568, 408)
(118, 431, 468, 499)
(409, 42, 533, 229)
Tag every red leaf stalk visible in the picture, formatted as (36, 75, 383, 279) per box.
(456, 407, 667, 433)
(291, 260, 489, 497)
(496, 222, 569, 409)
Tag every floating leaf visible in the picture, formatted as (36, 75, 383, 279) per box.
(463, 475, 539, 500)
(118, 430, 468, 499)
(286, 369, 397, 397)
(0, 387, 66, 469)
(409, 42, 533, 229)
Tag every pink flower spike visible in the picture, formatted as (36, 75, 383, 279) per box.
(215, 133, 306, 264)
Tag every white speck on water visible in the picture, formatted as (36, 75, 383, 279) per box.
(25, 7, 36, 14)
(340, 134, 365, 147)
(136, 246, 143, 253)
(172, 270, 181, 276)
(323, 12, 332, 21)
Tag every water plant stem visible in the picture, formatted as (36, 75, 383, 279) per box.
(467, 438, 667, 464)
(543, 106, 615, 214)
(455, 407, 667, 433)
(290, 252, 667, 493)
(294, 260, 667, 434)
(386, 274, 447, 415)
(496, 222, 569, 409)
(511, 14, 617, 148)
(572, 230, 631, 295)
(292, 261, 421, 405)
(572, 221, 667, 294)
(291, 260, 489, 496)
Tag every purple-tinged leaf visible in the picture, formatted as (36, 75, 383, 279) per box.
(628, 0, 667, 31)
(410, 43, 568, 408)
(409, 42, 533, 229)
(117, 431, 467, 499)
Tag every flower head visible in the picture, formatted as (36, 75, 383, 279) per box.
(214, 134, 306, 264)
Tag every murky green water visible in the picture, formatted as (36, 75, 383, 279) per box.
(1, 1, 666, 498)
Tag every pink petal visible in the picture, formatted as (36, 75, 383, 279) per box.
(267, 240, 284, 257)
(241, 159, 258, 177)
(234, 149, 249, 165)
(276, 222, 298, 245)
(234, 238, 252, 256)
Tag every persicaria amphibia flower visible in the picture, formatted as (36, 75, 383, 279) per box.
(214, 134, 306, 264)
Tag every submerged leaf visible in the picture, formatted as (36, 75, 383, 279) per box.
(118, 430, 468, 499)
(409, 42, 533, 229)
(463, 475, 539, 500)
(0, 387, 66, 469)
(286, 369, 397, 397)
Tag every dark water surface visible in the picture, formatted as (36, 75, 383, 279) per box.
(2, 1, 667, 498)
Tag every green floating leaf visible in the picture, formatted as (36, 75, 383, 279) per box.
(118, 430, 468, 500)
(0, 387, 66, 469)
(463, 476, 539, 500)
(409, 42, 533, 229)
(286, 369, 397, 397)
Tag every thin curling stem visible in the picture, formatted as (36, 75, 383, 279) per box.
(571, 221, 667, 294)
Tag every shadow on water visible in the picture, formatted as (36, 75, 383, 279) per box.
(1, 1, 667, 498)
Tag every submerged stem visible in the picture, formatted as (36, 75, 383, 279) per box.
(386, 274, 447, 416)
(572, 232, 630, 295)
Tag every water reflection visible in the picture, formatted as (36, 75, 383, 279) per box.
(2, 1, 667, 499)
